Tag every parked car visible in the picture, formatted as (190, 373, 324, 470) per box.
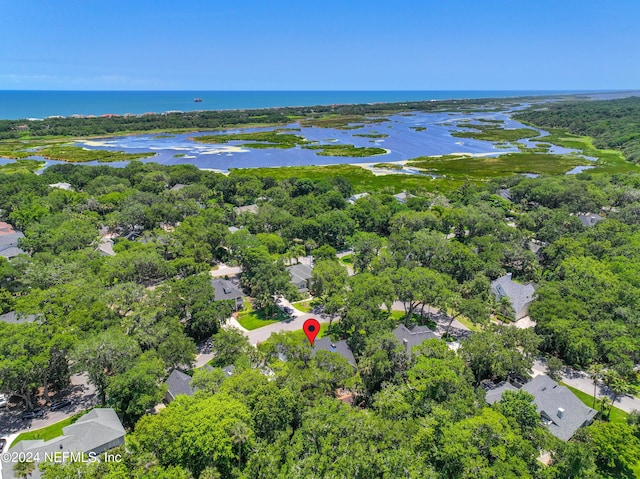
(0, 438, 6, 453)
(21, 409, 45, 420)
(49, 398, 72, 411)
(0, 394, 7, 408)
(283, 307, 294, 315)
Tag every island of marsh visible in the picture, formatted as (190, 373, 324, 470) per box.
(192, 131, 312, 148)
(452, 123, 539, 142)
(304, 144, 388, 157)
(407, 152, 591, 178)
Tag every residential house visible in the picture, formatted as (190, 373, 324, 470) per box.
(393, 191, 416, 204)
(164, 369, 195, 403)
(393, 324, 439, 356)
(0, 311, 38, 325)
(347, 192, 369, 204)
(49, 182, 73, 190)
(498, 188, 512, 201)
(311, 337, 356, 367)
(483, 380, 519, 405)
(211, 278, 245, 311)
(234, 204, 259, 215)
(577, 213, 604, 227)
(0, 221, 25, 259)
(287, 263, 313, 293)
(486, 375, 597, 441)
(490, 272, 536, 320)
(96, 237, 116, 256)
(2, 409, 125, 479)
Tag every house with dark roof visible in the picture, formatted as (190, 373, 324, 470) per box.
(211, 278, 245, 311)
(287, 263, 313, 293)
(164, 369, 195, 403)
(577, 213, 604, 227)
(490, 272, 535, 320)
(393, 324, 439, 356)
(2, 408, 125, 479)
(311, 337, 356, 367)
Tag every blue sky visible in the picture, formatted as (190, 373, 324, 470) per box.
(1, 0, 638, 90)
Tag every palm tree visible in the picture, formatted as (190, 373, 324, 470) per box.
(13, 459, 36, 479)
(588, 363, 603, 409)
(230, 420, 251, 465)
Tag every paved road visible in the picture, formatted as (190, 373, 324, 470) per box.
(0, 373, 97, 438)
(210, 263, 242, 278)
(532, 358, 640, 413)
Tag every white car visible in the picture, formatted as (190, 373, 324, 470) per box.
(0, 394, 7, 408)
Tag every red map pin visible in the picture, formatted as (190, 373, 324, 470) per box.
(303, 318, 320, 346)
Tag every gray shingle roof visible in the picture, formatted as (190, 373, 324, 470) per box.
(577, 213, 604, 227)
(234, 204, 259, 214)
(311, 337, 356, 366)
(0, 311, 38, 324)
(484, 380, 519, 404)
(0, 231, 24, 248)
(165, 369, 195, 400)
(522, 375, 597, 441)
(0, 245, 25, 258)
(4, 409, 125, 479)
(490, 273, 536, 319)
(287, 264, 313, 281)
(393, 324, 439, 355)
(211, 279, 244, 301)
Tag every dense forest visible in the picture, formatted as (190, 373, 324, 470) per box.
(0, 157, 639, 478)
(515, 96, 640, 163)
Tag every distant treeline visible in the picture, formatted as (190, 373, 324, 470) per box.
(0, 96, 531, 139)
(515, 96, 640, 163)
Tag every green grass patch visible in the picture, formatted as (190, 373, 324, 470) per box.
(303, 144, 387, 157)
(231, 164, 461, 194)
(406, 152, 589, 179)
(531, 128, 640, 175)
(452, 126, 540, 142)
(561, 383, 628, 424)
(340, 254, 353, 265)
(0, 159, 46, 174)
(353, 133, 388, 139)
(410, 126, 427, 132)
(236, 300, 286, 330)
(12, 410, 90, 446)
(192, 131, 311, 149)
(173, 153, 186, 158)
(373, 163, 403, 170)
(36, 144, 156, 163)
(291, 299, 314, 313)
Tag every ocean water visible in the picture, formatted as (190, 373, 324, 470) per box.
(0, 90, 590, 120)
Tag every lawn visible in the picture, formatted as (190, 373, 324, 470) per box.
(12, 410, 90, 446)
(291, 299, 314, 313)
(235, 300, 286, 331)
(561, 383, 629, 424)
(339, 254, 353, 265)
